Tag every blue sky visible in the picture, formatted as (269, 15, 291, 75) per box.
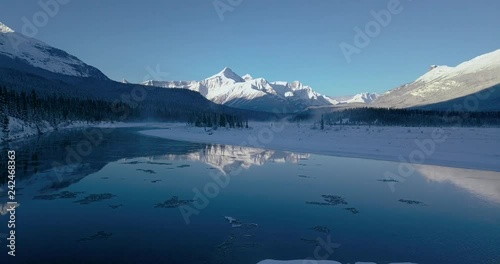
(1, 0, 499, 96)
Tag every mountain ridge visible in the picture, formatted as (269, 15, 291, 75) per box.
(0, 21, 108, 80)
(1, 22, 498, 113)
(374, 49, 500, 109)
(143, 67, 367, 112)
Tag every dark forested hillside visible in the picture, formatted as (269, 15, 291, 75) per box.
(0, 86, 183, 130)
(0, 66, 277, 132)
(0, 66, 222, 111)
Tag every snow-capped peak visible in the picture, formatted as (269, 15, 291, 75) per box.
(207, 67, 244, 82)
(0, 22, 14, 33)
(289, 81, 311, 91)
(242, 74, 253, 81)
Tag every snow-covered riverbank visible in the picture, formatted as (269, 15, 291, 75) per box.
(140, 122, 500, 172)
(0, 117, 169, 143)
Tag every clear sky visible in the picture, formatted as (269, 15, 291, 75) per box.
(1, 0, 499, 96)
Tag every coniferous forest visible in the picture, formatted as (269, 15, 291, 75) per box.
(0, 85, 254, 142)
(296, 107, 500, 127)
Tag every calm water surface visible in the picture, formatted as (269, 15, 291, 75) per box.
(1, 127, 499, 264)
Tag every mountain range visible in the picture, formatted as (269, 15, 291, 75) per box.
(0, 21, 274, 121)
(143, 67, 380, 112)
(143, 50, 499, 112)
(0, 20, 498, 113)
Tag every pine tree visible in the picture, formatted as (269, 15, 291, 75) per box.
(219, 114, 226, 127)
(206, 113, 213, 128)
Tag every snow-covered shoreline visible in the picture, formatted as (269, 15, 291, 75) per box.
(0, 117, 169, 144)
(139, 122, 500, 172)
(5, 119, 500, 173)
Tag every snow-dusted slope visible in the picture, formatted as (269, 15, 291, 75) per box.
(143, 67, 340, 112)
(374, 49, 500, 108)
(0, 21, 107, 80)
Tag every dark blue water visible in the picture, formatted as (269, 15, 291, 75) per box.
(0, 127, 499, 264)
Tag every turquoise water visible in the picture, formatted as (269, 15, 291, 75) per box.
(0, 128, 499, 264)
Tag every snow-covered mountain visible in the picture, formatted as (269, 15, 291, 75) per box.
(0, 21, 107, 80)
(374, 49, 500, 109)
(336, 92, 379, 104)
(143, 67, 340, 112)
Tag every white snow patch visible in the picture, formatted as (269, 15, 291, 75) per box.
(0, 22, 14, 33)
(224, 216, 238, 224)
(257, 261, 342, 264)
(257, 261, 417, 264)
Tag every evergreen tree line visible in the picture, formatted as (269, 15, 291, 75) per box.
(187, 112, 249, 129)
(297, 107, 500, 127)
(0, 85, 247, 141)
(0, 86, 141, 135)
